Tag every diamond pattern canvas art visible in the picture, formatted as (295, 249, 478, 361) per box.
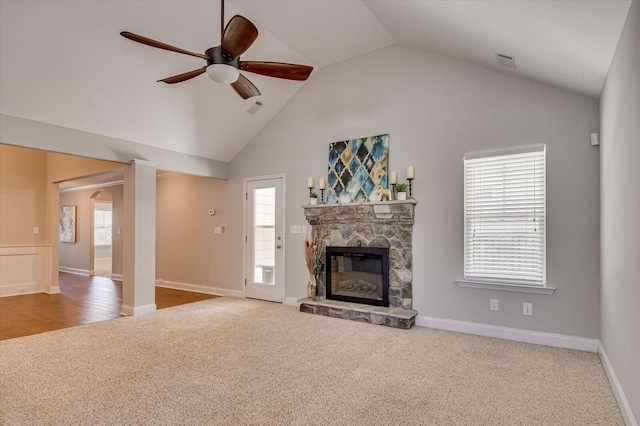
(327, 134, 389, 203)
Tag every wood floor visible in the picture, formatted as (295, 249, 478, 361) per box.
(0, 272, 219, 341)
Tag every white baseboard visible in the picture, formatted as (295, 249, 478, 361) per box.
(110, 274, 123, 281)
(156, 279, 244, 298)
(599, 342, 637, 426)
(285, 297, 302, 307)
(120, 303, 156, 316)
(416, 315, 599, 353)
(45, 286, 60, 294)
(0, 282, 42, 297)
(59, 267, 91, 276)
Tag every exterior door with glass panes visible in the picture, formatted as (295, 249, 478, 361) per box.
(245, 177, 284, 303)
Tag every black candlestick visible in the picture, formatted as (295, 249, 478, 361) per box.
(407, 178, 414, 199)
(308, 187, 313, 198)
(320, 188, 325, 204)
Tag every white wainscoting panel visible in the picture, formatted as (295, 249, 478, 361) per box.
(0, 245, 52, 297)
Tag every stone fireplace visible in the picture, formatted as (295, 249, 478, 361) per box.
(299, 200, 417, 329)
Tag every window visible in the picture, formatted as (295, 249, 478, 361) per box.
(253, 187, 275, 284)
(94, 202, 113, 246)
(464, 144, 546, 286)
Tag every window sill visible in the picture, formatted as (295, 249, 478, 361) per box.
(456, 279, 556, 294)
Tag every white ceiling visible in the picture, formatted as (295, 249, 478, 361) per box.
(0, 1, 631, 164)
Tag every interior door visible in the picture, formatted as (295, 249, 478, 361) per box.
(245, 177, 284, 303)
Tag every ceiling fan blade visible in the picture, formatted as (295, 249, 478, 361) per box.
(231, 74, 261, 99)
(158, 67, 207, 84)
(121, 31, 209, 60)
(240, 61, 313, 81)
(221, 15, 258, 59)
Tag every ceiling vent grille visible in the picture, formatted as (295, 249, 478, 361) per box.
(246, 101, 263, 115)
(496, 53, 517, 70)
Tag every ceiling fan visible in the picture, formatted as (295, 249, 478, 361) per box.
(120, 0, 313, 99)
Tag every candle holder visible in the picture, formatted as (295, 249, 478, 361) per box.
(308, 187, 314, 198)
(407, 177, 414, 199)
(320, 188, 325, 204)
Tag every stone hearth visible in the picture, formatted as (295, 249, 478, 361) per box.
(301, 200, 417, 328)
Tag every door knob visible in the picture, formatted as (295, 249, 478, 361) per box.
(276, 245, 282, 249)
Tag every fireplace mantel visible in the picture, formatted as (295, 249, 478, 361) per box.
(301, 199, 417, 328)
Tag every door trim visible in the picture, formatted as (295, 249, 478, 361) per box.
(243, 174, 286, 302)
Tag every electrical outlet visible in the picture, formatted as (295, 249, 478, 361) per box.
(490, 299, 499, 311)
(33, 227, 39, 234)
(523, 302, 533, 316)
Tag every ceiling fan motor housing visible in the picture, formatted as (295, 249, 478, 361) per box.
(205, 46, 240, 69)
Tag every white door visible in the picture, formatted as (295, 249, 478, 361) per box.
(245, 177, 284, 303)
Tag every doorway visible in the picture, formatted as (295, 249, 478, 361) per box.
(245, 176, 285, 303)
(93, 200, 113, 277)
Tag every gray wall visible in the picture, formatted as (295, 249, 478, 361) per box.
(59, 188, 97, 271)
(59, 187, 122, 272)
(599, 0, 640, 420)
(228, 44, 601, 338)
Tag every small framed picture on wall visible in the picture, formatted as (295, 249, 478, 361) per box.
(59, 205, 77, 243)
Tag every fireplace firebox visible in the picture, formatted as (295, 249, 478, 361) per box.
(326, 247, 389, 307)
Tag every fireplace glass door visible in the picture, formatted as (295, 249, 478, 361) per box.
(326, 247, 389, 307)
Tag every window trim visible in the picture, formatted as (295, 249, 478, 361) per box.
(456, 279, 556, 294)
(463, 144, 548, 289)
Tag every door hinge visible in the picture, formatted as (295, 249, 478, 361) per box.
(244, 278, 247, 285)
(245, 193, 248, 200)
(245, 236, 247, 243)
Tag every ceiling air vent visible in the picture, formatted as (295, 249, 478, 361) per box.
(496, 53, 517, 70)
(246, 101, 263, 116)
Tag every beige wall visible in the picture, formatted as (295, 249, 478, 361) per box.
(599, 0, 640, 422)
(228, 44, 602, 339)
(111, 185, 124, 276)
(0, 145, 126, 283)
(0, 144, 46, 245)
(156, 174, 231, 288)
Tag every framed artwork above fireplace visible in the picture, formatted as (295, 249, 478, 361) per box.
(327, 133, 389, 204)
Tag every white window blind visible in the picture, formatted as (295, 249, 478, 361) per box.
(94, 202, 113, 246)
(464, 145, 546, 285)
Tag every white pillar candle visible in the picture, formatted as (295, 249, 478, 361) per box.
(319, 178, 326, 189)
(307, 177, 314, 188)
(407, 166, 415, 179)
(389, 171, 397, 185)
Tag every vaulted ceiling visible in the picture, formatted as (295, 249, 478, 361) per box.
(0, 1, 631, 163)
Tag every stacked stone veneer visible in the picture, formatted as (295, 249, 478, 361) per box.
(303, 200, 416, 310)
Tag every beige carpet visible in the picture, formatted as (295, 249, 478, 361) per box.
(0, 297, 622, 425)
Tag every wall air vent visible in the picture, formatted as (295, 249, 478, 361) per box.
(496, 53, 517, 70)
(246, 101, 263, 116)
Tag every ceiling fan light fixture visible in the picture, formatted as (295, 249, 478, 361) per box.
(206, 64, 239, 84)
